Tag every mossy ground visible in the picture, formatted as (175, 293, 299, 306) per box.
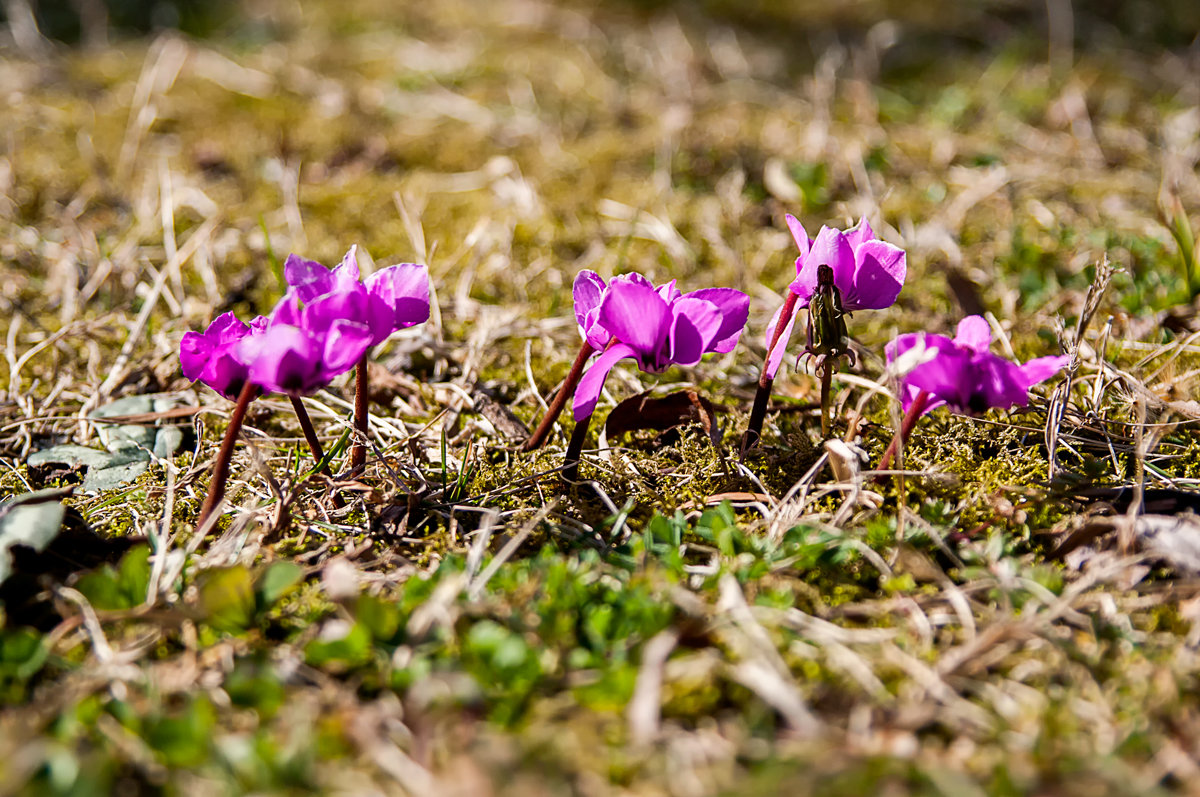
(3, 0, 1200, 793)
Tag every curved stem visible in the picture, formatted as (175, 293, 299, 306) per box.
(523, 341, 594, 452)
(349, 353, 370, 472)
(742, 290, 799, 453)
(878, 389, 931, 475)
(198, 380, 257, 528)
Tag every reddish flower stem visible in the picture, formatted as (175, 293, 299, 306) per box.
(288, 395, 329, 470)
(878, 389, 931, 474)
(289, 396, 343, 510)
(350, 353, 370, 472)
(524, 340, 595, 452)
(742, 290, 799, 453)
(197, 380, 257, 528)
(562, 413, 592, 482)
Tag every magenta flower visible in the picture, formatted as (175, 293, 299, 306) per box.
(180, 312, 268, 399)
(284, 245, 431, 346)
(573, 276, 749, 420)
(573, 270, 746, 356)
(232, 295, 374, 396)
(885, 316, 1068, 417)
(765, 216, 906, 378)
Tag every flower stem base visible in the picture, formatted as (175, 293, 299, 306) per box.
(349, 353, 370, 472)
(562, 414, 591, 482)
(878, 389, 930, 475)
(197, 380, 257, 528)
(524, 341, 594, 452)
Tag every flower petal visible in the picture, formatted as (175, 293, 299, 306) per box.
(321, 319, 374, 378)
(1018, 355, 1069, 390)
(953, 316, 992, 355)
(901, 334, 972, 411)
(303, 285, 392, 345)
(598, 279, 672, 357)
(572, 270, 610, 348)
(844, 216, 875, 249)
(179, 332, 212, 383)
(283, 254, 335, 304)
(847, 239, 906, 311)
(365, 262, 431, 335)
(669, 297, 722, 366)
(242, 324, 322, 395)
(764, 302, 799, 380)
(656, 279, 681, 304)
(792, 226, 855, 307)
(573, 343, 637, 421)
(206, 312, 251, 346)
(684, 288, 750, 353)
(785, 214, 812, 260)
(332, 246, 362, 289)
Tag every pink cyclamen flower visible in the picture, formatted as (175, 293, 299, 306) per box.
(765, 216, 906, 378)
(573, 270, 746, 355)
(180, 312, 268, 399)
(572, 275, 749, 420)
(284, 245, 431, 346)
(885, 315, 1068, 416)
(234, 294, 374, 396)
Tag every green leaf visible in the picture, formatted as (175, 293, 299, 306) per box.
(305, 621, 372, 671)
(198, 566, 256, 633)
(0, 626, 48, 681)
(255, 561, 304, 611)
(144, 697, 216, 768)
(26, 444, 150, 492)
(356, 593, 402, 643)
(0, 489, 67, 584)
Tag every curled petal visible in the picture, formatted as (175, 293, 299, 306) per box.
(179, 331, 213, 384)
(785, 214, 812, 260)
(656, 279, 682, 304)
(668, 297, 722, 366)
(573, 343, 636, 421)
(791, 226, 854, 307)
(284, 255, 336, 304)
(846, 239, 906, 311)
(764, 302, 800, 380)
(365, 262, 431, 335)
(206, 312, 251, 346)
(844, 217, 876, 249)
(573, 270, 610, 349)
(685, 288, 750, 353)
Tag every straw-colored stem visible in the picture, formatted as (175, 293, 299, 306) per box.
(820, 365, 833, 438)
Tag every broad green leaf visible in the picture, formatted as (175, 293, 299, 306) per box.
(255, 561, 304, 610)
(198, 566, 256, 632)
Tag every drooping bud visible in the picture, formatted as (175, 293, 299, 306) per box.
(801, 264, 855, 374)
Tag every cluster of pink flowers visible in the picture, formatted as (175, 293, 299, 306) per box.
(181, 247, 430, 398)
(182, 215, 1068, 511)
